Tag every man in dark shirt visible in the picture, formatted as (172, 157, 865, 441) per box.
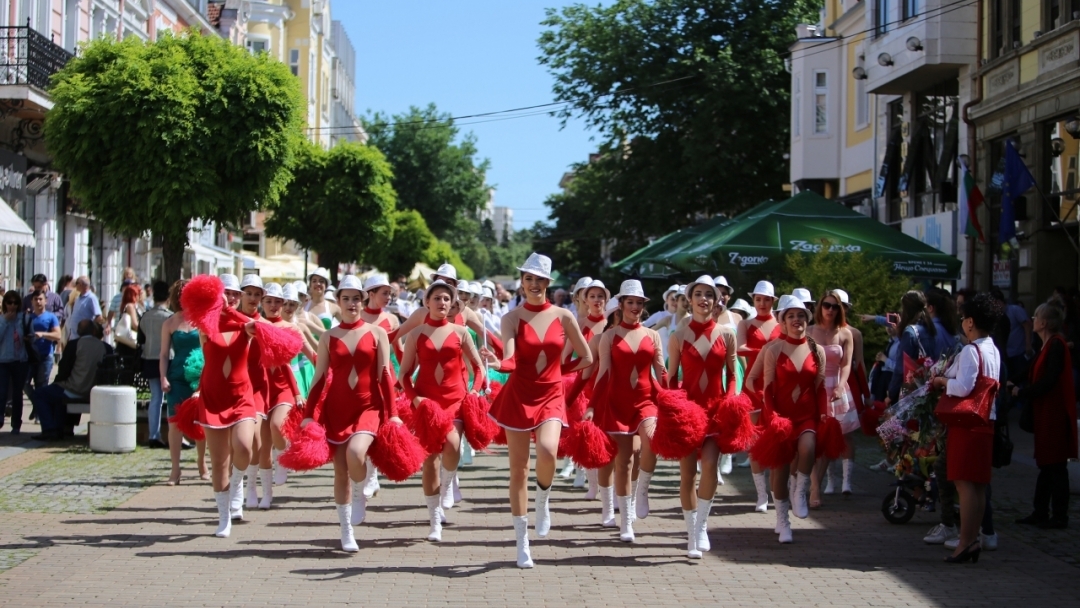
(31, 320, 108, 441)
(22, 274, 65, 325)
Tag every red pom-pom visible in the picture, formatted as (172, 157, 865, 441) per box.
(486, 381, 503, 405)
(749, 411, 795, 469)
(712, 393, 758, 453)
(279, 422, 332, 471)
(254, 323, 304, 367)
(393, 393, 415, 430)
(568, 419, 616, 468)
(414, 398, 454, 455)
(281, 402, 305, 443)
(651, 388, 708, 460)
(816, 416, 846, 459)
(461, 393, 500, 451)
(493, 426, 507, 446)
(859, 401, 887, 436)
(369, 421, 426, 482)
(180, 275, 224, 338)
(168, 395, 205, 441)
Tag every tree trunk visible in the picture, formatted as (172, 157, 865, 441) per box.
(319, 253, 339, 284)
(161, 230, 188, 285)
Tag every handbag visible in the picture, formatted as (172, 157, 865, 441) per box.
(114, 311, 138, 349)
(992, 416, 1013, 468)
(935, 345, 999, 428)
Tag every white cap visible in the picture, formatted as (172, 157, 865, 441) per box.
(833, 288, 850, 306)
(572, 276, 593, 294)
(776, 294, 808, 316)
(714, 275, 732, 294)
(469, 281, 483, 296)
(482, 280, 496, 292)
(516, 252, 553, 280)
(336, 275, 363, 294)
(240, 274, 264, 291)
(427, 279, 457, 300)
(482, 286, 495, 300)
(605, 297, 620, 316)
(262, 282, 283, 299)
(326, 283, 336, 292)
(220, 274, 240, 292)
(749, 280, 775, 299)
(730, 298, 754, 318)
(582, 279, 611, 300)
(325, 291, 336, 302)
(677, 285, 687, 296)
(309, 268, 331, 283)
(663, 284, 680, 299)
(282, 283, 299, 303)
(363, 274, 390, 292)
(792, 287, 814, 304)
(457, 280, 474, 295)
(685, 275, 721, 301)
(613, 279, 649, 301)
(431, 263, 458, 282)
(292, 280, 308, 296)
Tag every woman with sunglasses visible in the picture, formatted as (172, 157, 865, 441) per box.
(481, 253, 593, 569)
(737, 281, 782, 513)
(666, 276, 738, 557)
(0, 291, 28, 434)
(807, 290, 856, 507)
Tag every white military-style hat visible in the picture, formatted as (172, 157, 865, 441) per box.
(730, 298, 754, 318)
(363, 274, 391, 292)
(337, 275, 363, 294)
(219, 274, 240, 292)
(516, 252, 553, 280)
(431, 263, 458, 282)
(240, 274, 264, 291)
(613, 279, 649, 301)
(309, 268, 331, 282)
(749, 280, 776, 299)
(685, 275, 721, 301)
(573, 276, 593, 295)
(792, 287, 814, 305)
(262, 282, 284, 299)
(833, 288, 851, 307)
(292, 280, 308, 296)
(281, 283, 300, 303)
(714, 275, 732, 294)
(426, 279, 457, 300)
(582, 279, 611, 300)
(777, 294, 808, 315)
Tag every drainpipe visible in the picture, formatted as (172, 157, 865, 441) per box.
(961, 0, 984, 290)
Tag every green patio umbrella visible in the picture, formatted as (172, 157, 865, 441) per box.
(616, 191, 962, 281)
(614, 213, 735, 278)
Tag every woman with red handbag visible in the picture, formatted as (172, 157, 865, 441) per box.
(929, 292, 1003, 564)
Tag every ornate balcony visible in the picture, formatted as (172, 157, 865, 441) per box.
(0, 24, 73, 91)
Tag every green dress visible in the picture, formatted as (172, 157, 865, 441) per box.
(166, 329, 201, 416)
(290, 354, 314, 398)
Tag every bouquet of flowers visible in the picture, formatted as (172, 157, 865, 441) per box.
(878, 351, 955, 478)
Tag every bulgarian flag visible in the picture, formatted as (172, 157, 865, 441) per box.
(958, 158, 986, 242)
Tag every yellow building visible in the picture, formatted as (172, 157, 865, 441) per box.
(968, 0, 1080, 303)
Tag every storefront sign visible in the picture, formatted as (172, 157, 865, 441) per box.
(901, 210, 956, 256)
(0, 148, 27, 208)
(992, 259, 1011, 288)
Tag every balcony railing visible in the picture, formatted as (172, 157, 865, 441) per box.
(0, 25, 73, 90)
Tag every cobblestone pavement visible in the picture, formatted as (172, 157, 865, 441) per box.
(0, 410, 1077, 606)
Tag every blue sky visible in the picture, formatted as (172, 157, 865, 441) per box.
(335, 1, 597, 231)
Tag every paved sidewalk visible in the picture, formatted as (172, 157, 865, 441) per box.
(0, 410, 1077, 607)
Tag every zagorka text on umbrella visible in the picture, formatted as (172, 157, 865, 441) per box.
(728, 252, 770, 267)
(788, 240, 862, 253)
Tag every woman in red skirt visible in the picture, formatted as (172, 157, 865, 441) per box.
(737, 280, 781, 512)
(301, 275, 399, 552)
(197, 277, 260, 538)
(590, 280, 664, 544)
(929, 292, 1002, 563)
(562, 279, 610, 496)
(756, 295, 826, 543)
(399, 280, 485, 541)
(482, 253, 593, 568)
(667, 276, 738, 557)
(235, 275, 273, 510)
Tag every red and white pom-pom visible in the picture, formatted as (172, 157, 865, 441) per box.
(168, 395, 205, 441)
(393, 393, 415, 430)
(750, 411, 795, 469)
(414, 398, 454, 455)
(461, 393, 500, 451)
(485, 381, 503, 405)
(281, 402, 305, 444)
(180, 275, 224, 338)
(651, 388, 708, 460)
(369, 421, 426, 482)
(860, 401, 887, 437)
(492, 426, 508, 446)
(254, 323, 304, 367)
(816, 416, 846, 459)
(279, 422, 331, 471)
(712, 393, 758, 453)
(569, 419, 616, 468)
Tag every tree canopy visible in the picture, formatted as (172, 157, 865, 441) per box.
(45, 31, 304, 283)
(537, 0, 819, 270)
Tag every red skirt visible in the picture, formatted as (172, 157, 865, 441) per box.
(199, 391, 257, 429)
(489, 377, 567, 431)
(946, 421, 993, 484)
(603, 397, 657, 435)
(323, 397, 381, 444)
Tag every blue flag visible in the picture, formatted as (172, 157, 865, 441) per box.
(999, 140, 1035, 247)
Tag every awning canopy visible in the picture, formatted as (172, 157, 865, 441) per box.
(0, 196, 35, 247)
(615, 191, 962, 281)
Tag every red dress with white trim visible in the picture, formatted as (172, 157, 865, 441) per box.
(762, 336, 827, 439)
(264, 316, 300, 411)
(743, 315, 781, 408)
(199, 309, 257, 429)
(678, 319, 737, 435)
(402, 317, 480, 421)
(593, 322, 662, 435)
(243, 311, 270, 418)
(312, 320, 396, 444)
(489, 302, 568, 431)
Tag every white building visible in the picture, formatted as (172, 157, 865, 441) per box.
(329, 19, 365, 145)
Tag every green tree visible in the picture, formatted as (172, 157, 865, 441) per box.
(370, 209, 436, 279)
(46, 31, 303, 283)
(363, 104, 490, 241)
(537, 0, 819, 257)
(265, 141, 397, 282)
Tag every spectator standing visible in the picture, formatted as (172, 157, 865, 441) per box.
(30, 320, 107, 441)
(24, 291, 61, 418)
(106, 267, 138, 328)
(0, 291, 29, 433)
(66, 276, 107, 342)
(992, 288, 1033, 383)
(22, 274, 66, 325)
(139, 281, 172, 448)
(886, 290, 938, 404)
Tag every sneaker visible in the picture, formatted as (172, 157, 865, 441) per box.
(869, 459, 891, 472)
(923, 523, 958, 545)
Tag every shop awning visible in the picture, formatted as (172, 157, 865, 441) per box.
(0, 196, 35, 247)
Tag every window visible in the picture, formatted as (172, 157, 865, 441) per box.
(876, 0, 890, 36)
(1044, 0, 1080, 31)
(1044, 117, 1080, 224)
(813, 71, 828, 134)
(991, 0, 1025, 58)
(247, 38, 268, 55)
(793, 76, 801, 137)
(289, 49, 300, 77)
(902, 0, 919, 20)
(856, 76, 869, 128)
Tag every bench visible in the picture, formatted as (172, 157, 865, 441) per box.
(63, 357, 156, 440)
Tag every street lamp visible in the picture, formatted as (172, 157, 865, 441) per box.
(878, 53, 894, 67)
(906, 37, 923, 52)
(1064, 116, 1080, 138)
(852, 66, 867, 80)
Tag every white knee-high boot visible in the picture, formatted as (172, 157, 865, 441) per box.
(214, 491, 232, 538)
(584, 468, 599, 500)
(228, 466, 246, 521)
(351, 481, 367, 525)
(776, 499, 793, 543)
(535, 483, 552, 538)
(245, 464, 259, 508)
(513, 515, 533, 568)
(683, 509, 699, 558)
(362, 464, 380, 499)
(258, 468, 273, 510)
(618, 496, 635, 542)
(425, 495, 443, 542)
(272, 447, 288, 486)
(634, 471, 653, 519)
(599, 485, 616, 527)
(440, 466, 456, 511)
(792, 472, 810, 519)
(337, 504, 358, 552)
(752, 473, 769, 513)
(695, 499, 712, 554)
(842, 459, 854, 495)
